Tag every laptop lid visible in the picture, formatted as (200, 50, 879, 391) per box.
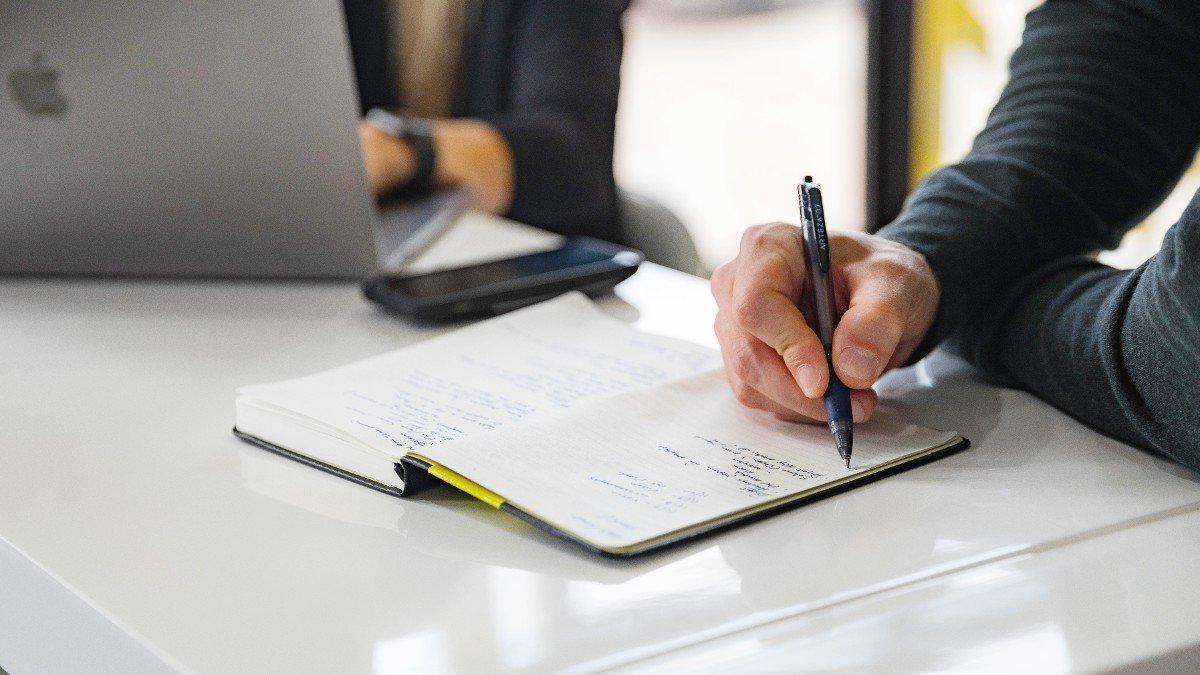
(0, 1, 384, 278)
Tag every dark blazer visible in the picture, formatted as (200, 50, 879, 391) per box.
(342, 0, 629, 241)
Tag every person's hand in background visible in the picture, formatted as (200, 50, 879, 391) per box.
(711, 223, 940, 423)
(358, 119, 418, 197)
(357, 116, 515, 214)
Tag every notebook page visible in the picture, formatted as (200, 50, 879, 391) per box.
(237, 293, 720, 457)
(418, 369, 959, 552)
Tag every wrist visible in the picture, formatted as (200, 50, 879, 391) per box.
(365, 108, 437, 195)
(428, 118, 515, 214)
(900, 247, 944, 365)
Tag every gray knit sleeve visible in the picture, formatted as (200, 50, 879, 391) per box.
(876, 0, 1200, 360)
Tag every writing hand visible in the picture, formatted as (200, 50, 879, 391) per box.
(711, 224, 939, 423)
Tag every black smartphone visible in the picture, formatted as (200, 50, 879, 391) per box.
(363, 237, 644, 322)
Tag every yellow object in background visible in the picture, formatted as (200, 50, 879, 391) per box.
(909, 0, 984, 189)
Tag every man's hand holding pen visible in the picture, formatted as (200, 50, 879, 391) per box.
(710, 224, 940, 425)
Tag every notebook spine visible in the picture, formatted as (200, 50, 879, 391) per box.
(394, 455, 442, 496)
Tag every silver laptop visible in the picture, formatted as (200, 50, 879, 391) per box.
(0, 1, 462, 278)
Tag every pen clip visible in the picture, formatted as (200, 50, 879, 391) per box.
(799, 177, 830, 273)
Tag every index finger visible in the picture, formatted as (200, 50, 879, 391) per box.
(729, 224, 830, 399)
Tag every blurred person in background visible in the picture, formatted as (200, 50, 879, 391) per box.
(346, 0, 629, 241)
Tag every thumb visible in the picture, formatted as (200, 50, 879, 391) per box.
(831, 279, 908, 389)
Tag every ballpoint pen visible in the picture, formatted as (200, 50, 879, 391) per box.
(798, 176, 853, 468)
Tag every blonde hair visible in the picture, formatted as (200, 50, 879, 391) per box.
(391, 0, 475, 118)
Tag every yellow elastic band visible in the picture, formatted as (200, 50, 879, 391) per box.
(421, 460, 507, 509)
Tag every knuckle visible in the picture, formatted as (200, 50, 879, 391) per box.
(710, 261, 731, 288)
(747, 226, 774, 246)
(873, 255, 922, 281)
(829, 231, 870, 262)
(732, 292, 765, 331)
(728, 341, 760, 381)
(741, 222, 794, 250)
(779, 346, 809, 373)
(738, 225, 767, 250)
(865, 240, 930, 280)
(762, 246, 801, 282)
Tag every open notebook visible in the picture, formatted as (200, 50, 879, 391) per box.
(234, 293, 966, 556)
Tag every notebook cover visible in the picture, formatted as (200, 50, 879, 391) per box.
(232, 428, 443, 498)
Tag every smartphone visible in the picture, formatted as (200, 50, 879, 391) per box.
(363, 237, 644, 322)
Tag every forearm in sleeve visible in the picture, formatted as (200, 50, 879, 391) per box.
(976, 195, 1200, 471)
(484, 0, 627, 240)
(876, 0, 1200, 357)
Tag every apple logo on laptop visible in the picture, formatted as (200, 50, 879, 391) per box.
(8, 53, 68, 117)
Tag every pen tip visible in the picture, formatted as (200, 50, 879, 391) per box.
(830, 422, 852, 469)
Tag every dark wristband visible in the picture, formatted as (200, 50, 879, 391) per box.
(365, 108, 437, 195)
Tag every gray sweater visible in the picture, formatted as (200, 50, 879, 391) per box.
(876, 0, 1200, 471)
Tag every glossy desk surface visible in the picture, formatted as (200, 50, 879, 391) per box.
(2, 215, 1200, 674)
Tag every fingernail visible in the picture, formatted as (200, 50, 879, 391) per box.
(852, 399, 866, 423)
(838, 346, 881, 383)
(796, 364, 820, 398)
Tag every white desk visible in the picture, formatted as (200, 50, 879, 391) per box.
(3, 215, 1200, 674)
